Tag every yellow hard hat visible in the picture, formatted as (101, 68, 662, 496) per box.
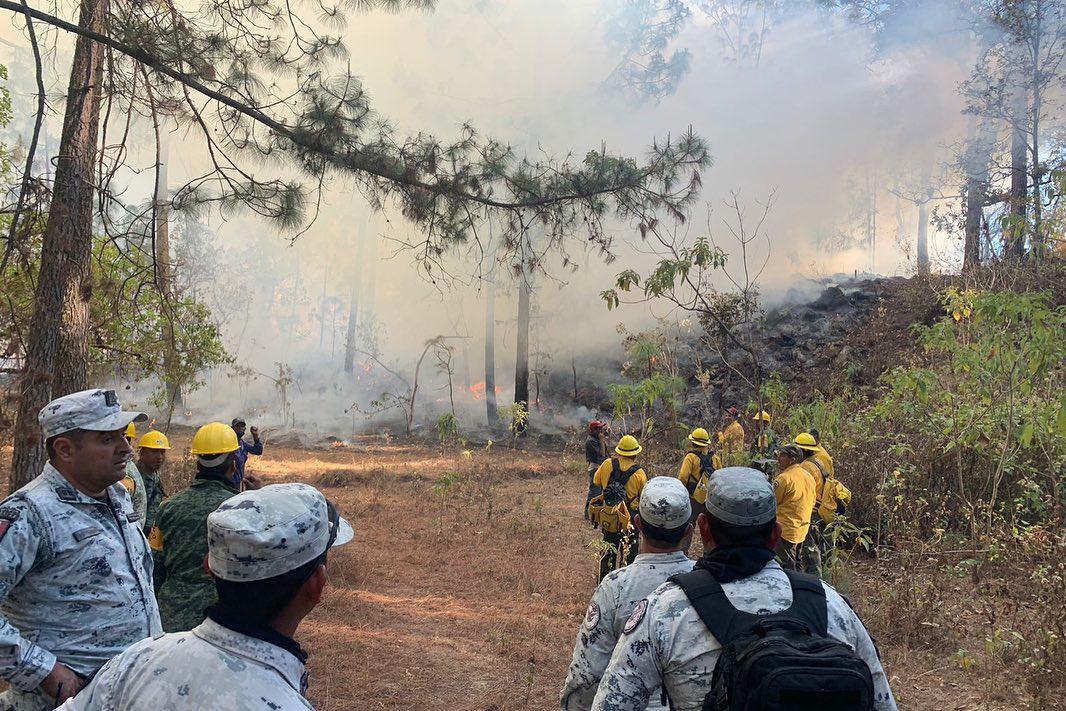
(615, 434, 642, 457)
(688, 427, 711, 447)
(753, 411, 772, 422)
(138, 430, 171, 450)
(794, 432, 819, 451)
(190, 422, 239, 455)
(124, 422, 137, 439)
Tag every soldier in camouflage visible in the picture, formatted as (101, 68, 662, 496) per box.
(149, 422, 254, 632)
(132, 431, 170, 534)
(562, 477, 696, 711)
(591, 468, 897, 711)
(60, 483, 354, 711)
(0, 389, 161, 709)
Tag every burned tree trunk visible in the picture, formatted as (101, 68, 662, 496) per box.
(484, 278, 498, 427)
(961, 116, 995, 272)
(916, 171, 931, 275)
(343, 279, 360, 374)
(11, 0, 109, 490)
(154, 135, 182, 420)
(513, 271, 531, 431)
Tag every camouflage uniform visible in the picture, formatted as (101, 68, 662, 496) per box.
(57, 618, 313, 711)
(59, 482, 354, 711)
(138, 468, 165, 535)
(150, 474, 238, 632)
(561, 551, 694, 711)
(589, 559, 897, 711)
(0, 464, 161, 711)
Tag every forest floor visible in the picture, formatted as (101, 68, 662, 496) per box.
(0, 436, 1041, 709)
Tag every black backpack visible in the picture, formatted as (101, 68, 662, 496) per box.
(669, 568, 874, 711)
(603, 459, 637, 507)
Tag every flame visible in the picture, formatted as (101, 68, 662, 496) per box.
(183, 410, 193, 419)
(467, 381, 502, 401)
(330, 440, 347, 449)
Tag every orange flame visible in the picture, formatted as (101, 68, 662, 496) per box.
(467, 381, 502, 401)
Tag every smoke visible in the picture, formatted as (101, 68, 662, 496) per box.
(3, 0, 983, 435)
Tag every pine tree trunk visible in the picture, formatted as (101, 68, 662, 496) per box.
(484, 279, 498, 427)
(343, 221, 365, 375)
(916, 170, 931, 275)
(155, 135, 182, 419)
(11, 0, 109, 490)
(1008, 91, 1029, 259)
(513, 273, 531, 432)
(962, 116, 995, 272)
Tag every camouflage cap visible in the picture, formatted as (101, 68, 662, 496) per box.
(704, 467, 776, 526)
(39, 388, 147, 440)
(638, 476, 691, 529)
(207, 483, 354, 582)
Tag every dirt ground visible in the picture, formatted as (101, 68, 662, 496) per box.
(0, 436, 1039, 709)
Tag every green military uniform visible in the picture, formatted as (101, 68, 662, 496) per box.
(139, 466, 166, 534)
(149, 473, 238, 632)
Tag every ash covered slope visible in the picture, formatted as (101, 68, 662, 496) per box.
(679, 276, 943, 421)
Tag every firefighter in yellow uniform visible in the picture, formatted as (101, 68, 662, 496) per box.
(676, 428, 715, 520)
(717, 407, 745, 465)
(772, 443, 817, 571)
(750, 411, 776, 473)
(794, 432, 831, 576)
(120, 422, 148, 525)
(803, 430, 852, 525)
(587, 435, 649, 582)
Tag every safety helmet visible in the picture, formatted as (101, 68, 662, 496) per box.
(190, 422, 240, 456)
(138, 430, 171, 450)
(615, 434, 642, 457)
(753, 411, 772, 422)
(794, 432, 819, 451)
(688, 427, 711, 447)
(124, 422, 137, 439)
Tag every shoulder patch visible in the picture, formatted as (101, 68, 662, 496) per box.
(583, 602, 601, 630)
(623, 599, 648, 635)
(0, 507, 20, 543)
(148, 526, 163, 551)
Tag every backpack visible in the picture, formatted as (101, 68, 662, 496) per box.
(588, 459, 638, 534)
(669, 568, 875, 711)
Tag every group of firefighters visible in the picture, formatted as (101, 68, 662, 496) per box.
(569, 413, 891, 711)
(583, 409, 852, 582)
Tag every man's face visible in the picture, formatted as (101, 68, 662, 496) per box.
(138, 447, 167, 472)
(58, 429, 132, 492)
(233, 423, 246, 439)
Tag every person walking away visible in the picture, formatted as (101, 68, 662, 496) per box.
(561, 477, 695, 710)
(717, 407, 745, 465)
(231, 417, 263, 489)
(134, 430, 170, 534)
(150, 422, 260, 632)
(794, 432, 828, 576)
(772, 444, 817, 571)
(0, 389, 161, 709)
(587, 435, 648, 582)
(584, 421, 609, 519)
(59, 483, 354, 711)
(590, 467, 897, 711)
(749, 411, 776, 472)
(120, 422, 148, 525)
(676, 427, 715, 520)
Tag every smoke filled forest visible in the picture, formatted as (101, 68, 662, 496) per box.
(0, 0, 1064, 708)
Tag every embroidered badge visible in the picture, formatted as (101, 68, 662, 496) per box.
(584, 602, 601, 630)
(623, 599, 648, 635)
(0, 507, 19, 543)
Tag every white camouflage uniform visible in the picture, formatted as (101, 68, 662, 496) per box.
(59, 482, 354, 711)
(57, 618, 313, 711)
(562, 551, 695, 711)
(562, 476, 696, 711)
(589, 560, 897, 711)
(0, 464, 161, 710)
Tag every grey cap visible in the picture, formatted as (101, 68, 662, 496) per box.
(38, 388, 147, 440)
(638, 476, 692, 529)
(704, 467, 776, 526)
(207, 483, 354, 582)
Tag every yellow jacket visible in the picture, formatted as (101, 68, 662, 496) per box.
(591, 457, 647, 512)
(811, 447, 835, 480)
(679, 450, 722, 505)
(773, 463, 817, 544)
(799, 458, 825, 501)
(819, 476, 852, 523)
(719, 421, 745, 452)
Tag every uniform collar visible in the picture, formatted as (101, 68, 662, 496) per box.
(42, 462, 123, 506)
(633, 550, 690, 565)
(192, 618, 307, 694)
(191, 472, 239, 492)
